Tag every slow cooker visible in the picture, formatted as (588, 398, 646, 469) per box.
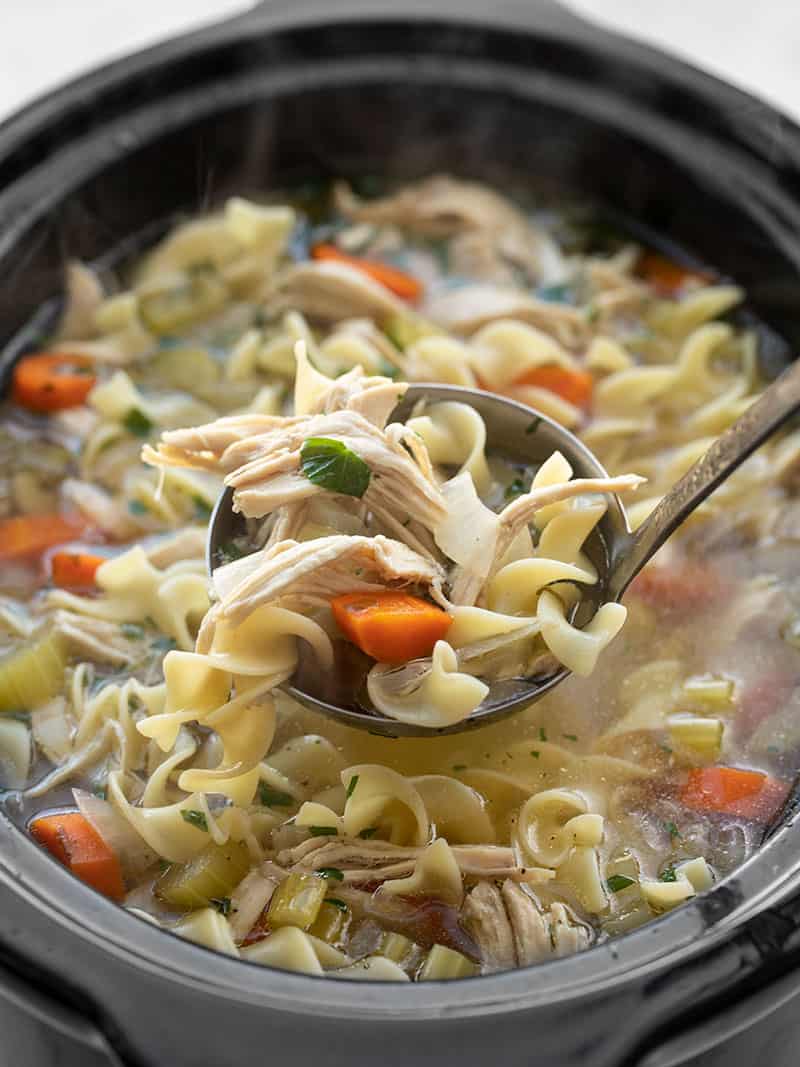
(2, 2, 800, 1064)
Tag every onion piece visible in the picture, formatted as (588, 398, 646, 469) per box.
(74, 787, 157, 880)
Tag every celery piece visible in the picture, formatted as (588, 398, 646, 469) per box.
(157, 840, 250, 910)
(682, 674, 735, 710)
(667, 715, 723, 759)
(267, 873, 328, 931)
(308, 899, 349, 943)
(418, 944, 478, 981)
(382, 311, 440, 351)
(139, 267, 228, 335)
(377, 931, 417, 966)
(0, 630, 67, 713)
(142, 346, 221, 395)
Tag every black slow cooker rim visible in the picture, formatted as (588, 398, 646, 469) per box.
(0, 0, 799, 1027)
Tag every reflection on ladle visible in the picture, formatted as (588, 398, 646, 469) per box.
(208, 365, 800, 737)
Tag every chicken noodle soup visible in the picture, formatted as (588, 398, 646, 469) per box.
(1, 176, 797, 980)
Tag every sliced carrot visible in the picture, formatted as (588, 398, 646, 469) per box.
(512, 365, 594, 411)
(50, 550, 106, 590)
(12, 352, 96, 413)
(680, 767, 789, 822)
(331, 592, 452, 664)
(637, 252, 711, 297)
(30, 811, 125, 900)
(0, 514, 86, 564)
(311, 243, 423, 303)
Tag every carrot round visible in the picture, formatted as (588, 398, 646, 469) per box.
(637, 252, 711, 296)
(51, 550, 106, 590)
(30, 811, 125, 900)
(680, 767, 789, 822)
(513, 365, 594, 410)
(311, 243, 423, 303)
(12, 352, 96, 413)
(331, 592, 452, 664)
(0, 514, 86, 564)
(630, 561, 728, 614)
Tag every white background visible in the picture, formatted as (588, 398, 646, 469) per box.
(0, 1, 799, 123)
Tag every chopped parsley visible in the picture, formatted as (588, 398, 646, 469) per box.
(325, 898, 348, 912)
(300, 437, 371, 498)
(152, 636, 177, 653)
(181, 809, 208, 832)
(346, 774, 359, 799)
(525, 416, 542, 435)
(120, 622, 145, 641)
(210, 897, 232, 916)
(530, 750, 540, 759)
(659, 867, 678, 883)
(191, 494, 212, 519)
(128, 499, 148, 516)
(258, 783, 295, 808)
(216, 540, 246, 566)
(607, 874, 635, 893)
(504, 476, 527, 502)
(537, 282, 574, 304)
(122, 407, 154, 438)
(562, 734, 578, 742)
(318, 867, 344, 882)
(309, 825, 338, 837)
(92, 784, 108, 800)
(358, 827, 378, 840)
(452, 764, 467, 772)
(539, 727, 548, 743)
(665, 821, 682, 842)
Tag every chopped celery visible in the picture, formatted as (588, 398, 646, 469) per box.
(141, 346, 221, 395)
(682, 674, 735, 710)
(157, 840, 250, 910)
(308, 899, 349, 943)
(418, 944, 478, 981)
(382, 311, 440, 351)
(0, 630, 67, 713)
(667, 715, 723, 759)
(139, 266, 228, 335)
(267, 873, 327, 930)
(377, 931, 417, 966)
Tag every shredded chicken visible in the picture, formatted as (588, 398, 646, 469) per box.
(277, 836, 552, 885)
(463, 880, 592, 972)
(198, 534, 446, 649)
(56, 261, 104, 341)
(335, 175, 561, 284)
(279, 260, 404, 322)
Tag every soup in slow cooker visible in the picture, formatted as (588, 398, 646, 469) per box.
(1, 176, 797, 981)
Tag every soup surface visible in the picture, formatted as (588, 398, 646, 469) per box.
(1, 175, 798, 981)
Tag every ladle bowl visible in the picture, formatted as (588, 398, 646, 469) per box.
(208, 363, 800, 736)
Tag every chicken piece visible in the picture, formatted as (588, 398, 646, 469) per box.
(462, 881, 516, 972)
(424, 284, 589, 348)
(198, 534, 446, 649)
(279, 260, 404, 323)
(501, 880, 554, 966)
(56, 261, 104, 341)
(145, 527, 207, 568)
(549, 901, 592, 958)
(335, 175, 559, 283)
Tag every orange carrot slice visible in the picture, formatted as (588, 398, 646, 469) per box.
(331, 592, 452, 664)
(311, 243, 423, 302)
(30, 811, 125, 900)
(680, 767, 789, 822)
(12, 352, 96, 413)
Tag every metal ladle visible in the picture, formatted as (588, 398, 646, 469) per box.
(208, 365, 800, 736)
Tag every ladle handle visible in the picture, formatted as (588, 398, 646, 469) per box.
(608, 357, 800, 600)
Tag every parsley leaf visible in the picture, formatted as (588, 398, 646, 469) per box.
(346, 774, 359, 799)
(562, 733, 578, 742)
(325, 898, 348, 912)
(128, 499, 148, 516)
(665, 821, 682, 841)
(530, 750, 540, 759)
(181, 809, 208, 832)
(607, 874, 635, 893)
(120, 622, 145, 641)
(309, 825, 338, 837)
(358, 827, 378, 840)
(525, 416, 542, 435)
(300, 437, 371, 498)
(504, 476, 527, 502)
(539, 727, 548, 742)
(659, 867, 678, 883)
(318, 867, 344, 881)
(123, 408, 154, 438)
(210, 897, 232, 916)
(258, 783, 294, 808)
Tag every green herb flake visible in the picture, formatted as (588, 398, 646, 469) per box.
(530, 750, 540, 759)
(309, 825, 338, 837)
(452, 764, 467, 772)
(181, 809, 208, 832)
(325, 898, 348, 912)
(525, 417, 542, 435)
(6, 711, 30, 724)
(346, 774, 360, 799)
(122, 407, 154, 438)
(358, 827, 378, 840)
(665, 821, 682, 841)
(300, 437, 371, 498)
(504, 476, 527, 502)
(216, 540, 246, 566)
(210, 896, 232, 916)
(539, 727, 548, 742)
(191, 494, 212, 520)
(153, 636, 177, 653)
(659, 867, 678, 883)
(562, 733, 578, 742)
(607, 874, 635, 893)
(318, 867, 345, 882)
(128, 499, 148, 516)
(92, 785, 108, 800)
(258, 783, 295, 808)
(120, 622, 145, 641)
